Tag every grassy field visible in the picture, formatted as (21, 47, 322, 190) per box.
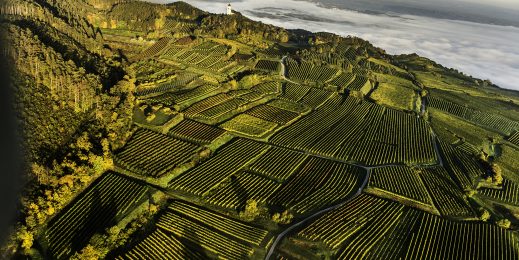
(369, 82, 418, 112)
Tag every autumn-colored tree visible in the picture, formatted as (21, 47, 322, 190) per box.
(496, 219, 511, 229)
(492, 163, 503, 185)
(239, 199, 267, 221)
(479, 209, 491, 222)
(17, 226, 34, 251)
(72, 245, 102, 260)
(272, 210, 294, 224)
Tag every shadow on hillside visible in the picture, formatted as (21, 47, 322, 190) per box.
(69, 188, 118, 256)
(230, 173, 249, 211)
(177, 224, 209, 258)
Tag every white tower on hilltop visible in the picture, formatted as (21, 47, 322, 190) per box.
(227, 3, 233, 15)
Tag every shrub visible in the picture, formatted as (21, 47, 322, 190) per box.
(496, 219, 511, 229)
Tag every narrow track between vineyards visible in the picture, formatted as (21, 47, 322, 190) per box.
(265, 168, 371, 260)
(280, 56, 297, 84)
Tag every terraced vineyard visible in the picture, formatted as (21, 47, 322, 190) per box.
(157, 212, 253, 258)
(160, 39, 237, 73)
(136, 73, 200, 97)
(248, 146, 308, 181)
(336, 206, 419, 259)
(132, 37, 171, 61)
(255, 60, 280, 73)
(45, 172, 151, 259)
(144, 84, 218, 105)
(244, 104, 299, 125)
(114, 128, 199, 177)
(122, 200, 270, 259)
(292, 194, 518, 259)
(508, 131, 519, 146)
(170, 138, 269, 196)
(251, 81, 281, 95)
(285, 58, 339, 83)
(297, 194, 404, 250)
(345, 75, 371, 94)
(268, 157, 365, 214)
(221, 114, 278, 137)
(428, 96, 519, 135)
(479, 178, 519, 206)
(406, 213, 519, 259)
(167, 201, 270, 246)
(298, 88, 334, 108)
(419, 167, 476, 219)
(439, 140, 483, 190)
(117, 229, 205, 260)
(366, 166, 436, 213)
(182, 93, 233, 117)
(205, 171, 281, 210)
(197, 98, 248, 120)
(168, 119, 226, 144)
(268, 98, 310, 114)
(279, 82, 311, 102)
(271, 96, 437, 165)
(328, 72, 355, 90)
(27, 2, 519, 259)
(454, 141, 480, 155)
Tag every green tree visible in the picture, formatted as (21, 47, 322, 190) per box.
(72, 245, 101, 260)
(479, 209, 491, 222)
(496, 219, 511, 229)
(239, 199, 266, 221)
(272, 210, 293, 224)
(492, 163, 503, 185)
(17, 227, 34, 251)
(75, 132, 92, 151)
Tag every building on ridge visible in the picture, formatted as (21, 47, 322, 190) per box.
(227, 3, 233, 15)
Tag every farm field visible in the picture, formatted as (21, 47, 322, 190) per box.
(419, 167, 477, 219)
(221, 114, 279, 138)
(271, 95, 437, 166)
(114, 128, 199, 178)
(283, 194, 519, 259)
(169, 138, 269, 196)
(365, 166, 437, 213)
(479, 177, 519, 206)
(45, 172, 151, 259)
(168, 119, 226, 144)
(118, 200, 271, 259)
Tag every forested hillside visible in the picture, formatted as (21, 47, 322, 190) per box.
(1, 0, 132, 257)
